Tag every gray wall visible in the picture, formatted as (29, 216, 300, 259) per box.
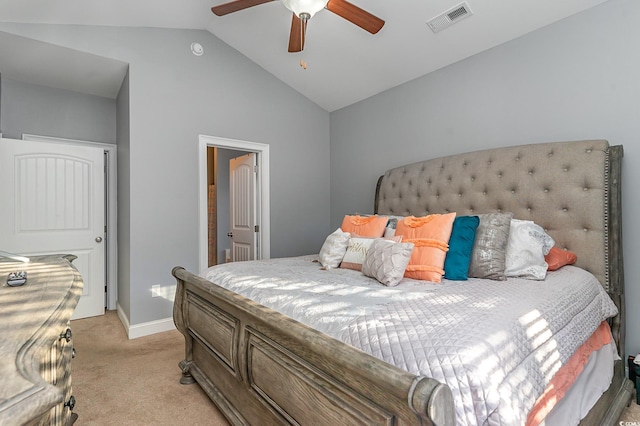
(116, 70, 131, 319)
(0, 76, 116, 143)
(0, 24, 331, 326)
(330, 0, 640, 356)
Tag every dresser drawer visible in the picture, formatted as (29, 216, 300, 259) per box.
(38, 324, 76, 425)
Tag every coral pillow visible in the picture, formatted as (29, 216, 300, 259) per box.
(545, 246, 578, 271)
(340, 215, 389, 238)
(395, 213, 456, 282)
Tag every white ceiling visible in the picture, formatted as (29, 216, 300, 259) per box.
(0, 0, 610, 111)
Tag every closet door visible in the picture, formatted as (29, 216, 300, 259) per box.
(0, 137, 105, 319)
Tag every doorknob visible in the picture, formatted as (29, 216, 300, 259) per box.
(95, 236, 103, 243)
(227, 232, 233, 238)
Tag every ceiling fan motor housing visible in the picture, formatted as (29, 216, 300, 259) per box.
(281, 0, 330, 19)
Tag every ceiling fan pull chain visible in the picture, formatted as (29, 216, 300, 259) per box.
(299, 15, 307, 69)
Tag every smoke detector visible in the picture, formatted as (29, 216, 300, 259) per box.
(190, 42, 204, 56)
(427, 2, 473, 33)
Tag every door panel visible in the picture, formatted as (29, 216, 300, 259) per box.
(229, 154, 256, 262)
(0, 138, 105, 319)
(17, 155, 92, 231)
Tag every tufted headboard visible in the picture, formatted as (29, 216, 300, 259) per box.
(375, 140, 625, 352)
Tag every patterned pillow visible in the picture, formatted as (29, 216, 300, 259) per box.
(340, 237, 378, 271)
(340, 235, 402, 271)
(318, 228, 351, 269)
(443, 216, 480, 280)
(362, 239, 414, 287)
(395, 213, 457, 283)
(468, 212, 513, 281)
(340, 215, 389, 238)
(504, 219, 555, 280)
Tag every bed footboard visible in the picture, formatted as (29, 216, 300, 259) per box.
(172, 266, 455, 426)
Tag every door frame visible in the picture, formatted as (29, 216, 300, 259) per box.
(22, 133, 118, 311)
(198, 135, 270, 272)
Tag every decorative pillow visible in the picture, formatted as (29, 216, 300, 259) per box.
(340, 237, 378, 271)
(545, 246, 578, 271)
(318, 228, 351, 269)
(443, 216, 480, 281)
(362, 239, 414, 287)
(504, 219, 555, 280)
(340, 215, 389, 238)
(382, 215, 405, 238)
(395, 213, 456, 282)
(468, 212, 514, 281)
(340, 235, 402, 271)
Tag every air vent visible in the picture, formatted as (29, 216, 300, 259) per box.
(427, 2, 473, 33)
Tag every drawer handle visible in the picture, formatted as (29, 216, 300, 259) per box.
(64, 395, 76, 411)
(59, 328, 72, 343)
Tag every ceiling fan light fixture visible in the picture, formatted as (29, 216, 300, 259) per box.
(281, 0, 329, 19)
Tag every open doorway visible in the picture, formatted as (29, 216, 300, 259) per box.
(198, 135, 270, 272)
(207, 147, 254, 266)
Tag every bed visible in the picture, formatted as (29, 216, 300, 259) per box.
(172, 139, 632, 425)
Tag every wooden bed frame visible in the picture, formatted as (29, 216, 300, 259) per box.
(173, 140, 632, 425)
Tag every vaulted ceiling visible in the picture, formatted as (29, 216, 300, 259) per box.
(0, 0, 611, 111)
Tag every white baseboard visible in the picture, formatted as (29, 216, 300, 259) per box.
(116, 303, 176, 339)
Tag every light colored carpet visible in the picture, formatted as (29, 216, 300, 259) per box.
(71, 311, 640, 425)
(70, 310, 228, 425)
(621, 389, 640, 422)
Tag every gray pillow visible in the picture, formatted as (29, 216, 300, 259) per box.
(362, 238, 414, 287)
(468, 212, 513, 280)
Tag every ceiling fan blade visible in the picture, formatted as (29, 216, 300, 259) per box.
(326, 0, 384, 34)
(288, 13, 307, 53)
(211, 0, 274, 16)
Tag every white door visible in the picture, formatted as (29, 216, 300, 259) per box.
(0, 138, 105, 319)
(229, 153, 257, 262)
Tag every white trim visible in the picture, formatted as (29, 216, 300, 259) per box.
(116, 303, 130, 334)
(22, 133, 118, 310)
(116, 303, 175, 339)
(198, 135, 270, 272)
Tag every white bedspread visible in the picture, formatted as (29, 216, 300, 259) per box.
(202, 255, 618, 425)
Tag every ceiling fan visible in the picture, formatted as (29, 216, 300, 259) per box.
(211, 0, 385, 53)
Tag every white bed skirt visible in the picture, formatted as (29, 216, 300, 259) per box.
(544, 341, 618, 425)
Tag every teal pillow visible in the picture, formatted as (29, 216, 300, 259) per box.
(444, 216, 480, 280)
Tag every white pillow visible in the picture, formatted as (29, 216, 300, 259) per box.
(504, 219, 555, 280)
(362, 238, 414, 287)
(340, 235, 402, 271)
(318, 228, 351, 269)
(339, 236, 377, 271)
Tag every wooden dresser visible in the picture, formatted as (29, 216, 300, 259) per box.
(0, 255, 83, 426)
